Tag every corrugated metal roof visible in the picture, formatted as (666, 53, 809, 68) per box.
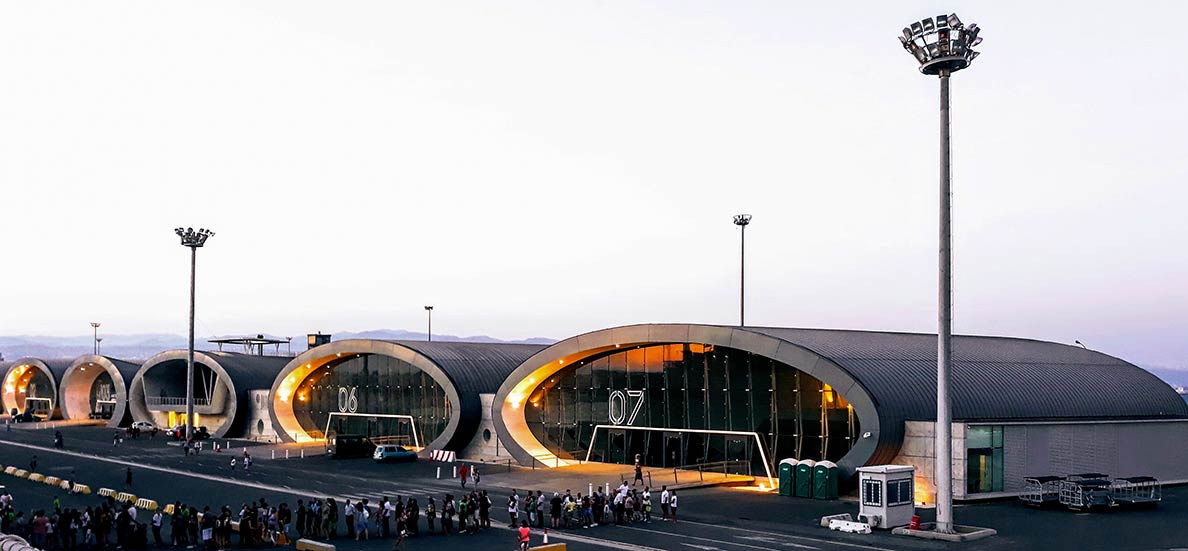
(743, 326, 1188, 464)
(385, 340, 547, 449)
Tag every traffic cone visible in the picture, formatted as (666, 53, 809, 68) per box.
(543, 528, 549, 544)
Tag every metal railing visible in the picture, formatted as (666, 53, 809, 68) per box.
(145, 397, 212, 407)
(622, 459, 753, 486)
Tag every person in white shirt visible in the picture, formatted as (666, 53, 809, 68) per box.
(660, 486, 671, 520)
(669, 491, 678, 522)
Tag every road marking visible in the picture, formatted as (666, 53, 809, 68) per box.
(622, 525, 811, 551)
(682, 544, 726, 551)
(736, 535, 820, 549)
(678, 520, 895, 551)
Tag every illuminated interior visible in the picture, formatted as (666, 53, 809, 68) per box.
(129, 352, 235, 435)
(3, 363, 56, 417)
(515, 343, 860, 475)
(60, 358, 129, 425)
(272, 344, 457, 448)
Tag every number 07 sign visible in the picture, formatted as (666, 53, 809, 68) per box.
(608, 390, 644, 426)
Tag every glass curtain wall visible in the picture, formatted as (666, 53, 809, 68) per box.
(292, 354, 450, 446)
(524, 344, 859, 474)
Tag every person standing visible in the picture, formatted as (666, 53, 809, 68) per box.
(471, 465, 480, 487)
(660, 486, 670, 521)
(479, 490, 491, 528)
(507, 491, 519, 527)
(295, 500, 306, 540)
(425, 497, 436, 534)
(344, 499, 355, 539)
(442, 495, 455, 535)
(517, 521, 531, 551)
(230, 457, 237, 471)
(669, 491, 678, 522)
(634, 454, 644, 487)
(379, 497, 391, 538)
(30, 455, 38, 473)
(459, 464, 469, 489)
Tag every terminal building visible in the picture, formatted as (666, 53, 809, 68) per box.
(58, 355, 142, 427)
(129, 349, 288, 438)
(2, 357, 72, 419)
(494, 324, 1188, 500)
(270, 339, 544, 456)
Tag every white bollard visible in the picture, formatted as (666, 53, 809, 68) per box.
(286, 449, 290, 459)
(605, 482, 610, 495)
(436, 467, 441, 479)
(453, 466, 457, 478)
(589, 483, 593, 496)
(300, 449, 304, 459)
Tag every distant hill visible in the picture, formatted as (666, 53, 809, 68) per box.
(0, 329, 556, 361)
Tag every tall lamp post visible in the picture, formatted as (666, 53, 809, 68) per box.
(90, 322, 101, 355)
(733, 214, 752, 326)
(898, 13, 982, 534)
(424, 306, 434, 342)
(175, 227, 215, 442)
(96, 338, 103, 355)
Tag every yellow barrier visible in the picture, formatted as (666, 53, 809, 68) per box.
(531, 545, 568, 551)
(115, 492, 137, 504)
(295, 539, 336, 551)
(3, 466, 14, 475)
(14, 470, 29, 479)
(59, 480, 72, 490)
(44, 476, 61, 486)
(163, 504, 175, 515)
(98, 488, 115, 497)
(72, 484, 92, 495)
(134, 498, 159, 511)
(27, 473, 45, 483)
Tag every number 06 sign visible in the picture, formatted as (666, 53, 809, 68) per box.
(608, 390, 644, 426)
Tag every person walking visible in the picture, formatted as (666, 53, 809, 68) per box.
(660, 486, 670, 520)
(633, 454, 644, 487)
(471, 465, 480, 487)
(30, 456, 38, 473)
(425, 497, 436, 534)
(230, 457, 237, 471)
(459, 464, 469, 489)
(517, 521, 531, 551)
(669, 491, 678, 522)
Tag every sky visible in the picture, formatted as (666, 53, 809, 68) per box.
(1, 1, 1185, 369)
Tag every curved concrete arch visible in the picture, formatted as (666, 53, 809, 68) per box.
(3, 358, 71, 419)
(60, 355, 141, 427)
(269, 339, 465, 451)
(492, 324, 882, 478)
(129, 350, 239, 438)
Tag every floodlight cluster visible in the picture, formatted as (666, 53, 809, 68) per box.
(899, 14, 982, 75)
(175, 227, 215, 248)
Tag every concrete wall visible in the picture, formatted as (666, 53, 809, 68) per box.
(244, 389, 277, 441)
(890, 419, 1188, 503)
(459, 393, 510, 461)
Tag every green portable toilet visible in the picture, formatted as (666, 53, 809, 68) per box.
(813, 460, 838, 500)
(778, 459, 798, 496)
(795, 459, 816, 497)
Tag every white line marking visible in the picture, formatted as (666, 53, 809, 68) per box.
(622, 526, 793, 551)
(679, 520, 895, 551)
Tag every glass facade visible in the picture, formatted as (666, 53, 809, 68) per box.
(292, 354, 450, 447)
(967, 425, 1004, 493)
(524, 344, 860, 473)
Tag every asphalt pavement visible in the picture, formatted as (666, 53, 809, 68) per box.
(3, 424, 1188, 551)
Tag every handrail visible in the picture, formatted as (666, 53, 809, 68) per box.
(146, 397, 212, 407)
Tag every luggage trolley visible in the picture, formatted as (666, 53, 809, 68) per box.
(1019, 476, 1065, 507)
(1058, 473, 1113, 511)
(1112, 476, 1161, 508)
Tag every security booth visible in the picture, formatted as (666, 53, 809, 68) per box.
(778, 459, 798, 496)
(794, 459, 816, 498)
(857, 465, 915, 529)
(813, 460, 838, 500)
(1020, 476, 1065, 507)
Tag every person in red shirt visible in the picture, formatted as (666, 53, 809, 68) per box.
(517, 520, 530, 550)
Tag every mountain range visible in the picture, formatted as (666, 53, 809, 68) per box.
(0, 329, 556, 361)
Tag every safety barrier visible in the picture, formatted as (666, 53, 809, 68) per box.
(3, 467, 15, 475)
(295, 539, 336, 551)
(115, 492, 137, 504)
(72, 484, 92, 495)
(135, 498, 159, 511)
(530, 545, 567, 551)
(163, 504, 175, 515)
(43, 476, 61, 486)
(13, 470, 29, 479)
(59, 480, 72, 490)
(429, 450, 456, 462)
(0, 534, 41, 551)
(26, 473, 44, 483)
(97, 488, 116, 498)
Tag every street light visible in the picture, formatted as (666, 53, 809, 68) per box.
(96, 337, 103, 355)
(424, 306, 434, 342)
(175, 226, 214, 442)
(90, 322, 101, 355)
(898, 13, 982, 535)
(732, 215, 752, 326)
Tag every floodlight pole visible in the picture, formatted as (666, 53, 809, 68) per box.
(733, 214, 752, 326)
(936, 68, 954, 534)
(175, 227, 214, 442)
(90, 322, 101, 355)
(425, 306, 434, 342)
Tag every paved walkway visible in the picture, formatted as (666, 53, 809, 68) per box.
(476, 460, 758, 493)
